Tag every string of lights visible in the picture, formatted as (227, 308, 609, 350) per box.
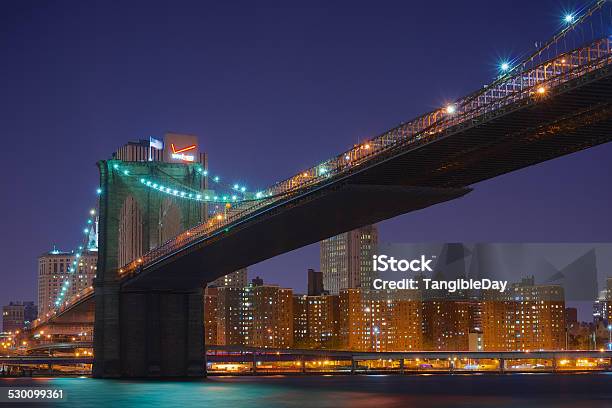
(111, 162, 273, 204)
(53, 205, 98, 308)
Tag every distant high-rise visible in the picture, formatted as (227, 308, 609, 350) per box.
(2, 302, 31, 333)
(321, 225, 378, 295)
(293, 294, 340, 348)
(307, 269, 324, 296)
(212, 278, 293, 348)
(23, 302, 37, 328)
(209, 269, 248, 288)
(482, 277, 565, 351)
(565, 307, 578, 325)
(251, 276, 264, 287)
(37, 249, 97, 318)
(113, 139, 164, 162)
(203, 287, 218, 346)
(2, 301, 36, 332)
(113, 133, 207, 168)
(422, 299, 477, 351)
(339, 288, 422, 352)
(216, 286, 246, 346)
(250, 284, 293, 348)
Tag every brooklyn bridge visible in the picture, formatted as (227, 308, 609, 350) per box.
(27, 0, 612, 378)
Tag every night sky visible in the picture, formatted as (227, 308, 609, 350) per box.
(1, 0, 611, 325)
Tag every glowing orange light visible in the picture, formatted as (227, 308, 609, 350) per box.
(537, 86, 546, 94)
(170, 143, 197, 154)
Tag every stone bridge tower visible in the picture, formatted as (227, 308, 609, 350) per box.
(93, 159, 206, 378)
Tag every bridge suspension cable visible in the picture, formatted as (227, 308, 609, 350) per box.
(469, 0, 612, 105)
(50, 197, 99, 311)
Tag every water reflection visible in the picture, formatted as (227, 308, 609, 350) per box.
(0, 374, 611, 408)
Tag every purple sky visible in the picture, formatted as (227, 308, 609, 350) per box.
(1, 1, 611, 325)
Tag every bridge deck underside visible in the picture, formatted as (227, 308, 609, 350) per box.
(39, 296, 95, 327)
(124, 66, 612, 290)
(125, 185, 471, 289)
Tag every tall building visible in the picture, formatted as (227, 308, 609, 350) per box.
(339, 288, 422, 352)
(23, 302, 37, 328)
(216, 286, 246, 346)
(565, 307, 578, 325)
(307, 269, 324, 296)
(3, 302, 29, 332)
(482, 277, 565, 351)
(422, 299, 477, 351)
(203, 287, 218, 346)
(37, 249, 97, 318)
(250, 284, 293, 348)
(113, 139, 164, 162)
(339, 289, 366, 350)
(113, 134, 207, 169)
(321, 225, 378, 295)
(293, 294, 340, 348)
(593, 289, 609, 323)
(209, 269, 248, 288)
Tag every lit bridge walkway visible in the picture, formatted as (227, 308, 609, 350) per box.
(6, 345, 612, 376)
(206, 346, 612, 374)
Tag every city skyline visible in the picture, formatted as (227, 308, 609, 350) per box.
(4, 229, 612, 332)
(2, 1, 612, 314)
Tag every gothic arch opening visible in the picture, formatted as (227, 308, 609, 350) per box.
(118, 195, 144, 267)
(158, 197, 182, 244)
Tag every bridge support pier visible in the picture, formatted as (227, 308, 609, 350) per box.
(93, 283, 204, 378)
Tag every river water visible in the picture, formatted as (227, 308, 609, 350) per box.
(1, 373, 611, 407)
